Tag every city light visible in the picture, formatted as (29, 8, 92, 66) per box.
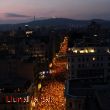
(94, 34, 98, 37)
(71, 48, 95, 54)
(32, 37, 68, 110)
(89, 49, 95, 53)
(73, 50, 78, 53)
(49, 36, 68, 75)
(107, 49, 110, 53)
(31, 100, 35, 107)
(80, 50, 85, 53)
(38, 83, 42, 90)
(35, 81, 66, 110)
(92, 57, 96, 61)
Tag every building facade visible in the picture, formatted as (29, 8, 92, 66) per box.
(68, 46, 110, 81)
(65, 46, 110, 110)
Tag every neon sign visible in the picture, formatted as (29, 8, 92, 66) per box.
(6, 96, 38, 103)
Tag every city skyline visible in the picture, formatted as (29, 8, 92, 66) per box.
(0, 0, 110, 23)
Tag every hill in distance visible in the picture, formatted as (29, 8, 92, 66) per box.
(0, 18, 110, 31)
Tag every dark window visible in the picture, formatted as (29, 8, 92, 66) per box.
(97, 57, 99, 61)
(97, 63, 99, 67)
(93, 64, 95, 67)
(108, 69, 110, 72)
(108, 63, 110, 66)
(78, 58, 81, 62)
(68, 58, 70, 62)
(72, 64, 74, 68)
(82, 58, 85, 62)
(82, 64, 84, 68)
(100, 63, 103, 67)
(69, 102, 73, 108)
(86, 57, 89, 61)
(100, 57, 103, 60)
(72, 58, 74, 62)
(78, 64, 81, 68)
(97, 49, 100, 53)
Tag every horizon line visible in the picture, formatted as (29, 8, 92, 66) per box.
(0, 17, 110, 25)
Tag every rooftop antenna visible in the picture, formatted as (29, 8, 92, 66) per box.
(33, 16, 36, 29)
(34, 16, 35, 22)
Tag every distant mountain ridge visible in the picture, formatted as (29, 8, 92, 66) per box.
(0, 18, 110, 31)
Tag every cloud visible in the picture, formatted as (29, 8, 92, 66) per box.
(5, 13, 31, 18)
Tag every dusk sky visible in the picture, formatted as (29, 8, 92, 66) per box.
(0, 0, 110, 24)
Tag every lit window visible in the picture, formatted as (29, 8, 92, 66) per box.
(92, 57, 96, 61)
(66, 64, 69, 70)
(73, 50, 78, 53)
(94, 34, 98, 37)
(85, 49, 88, 53)
(68, 48, 71, 51)
(80, 50, 84, 53)
(90, 49, 95, 53)
(107, 49, 110, 53)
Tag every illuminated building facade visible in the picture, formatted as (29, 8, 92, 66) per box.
(68, 47, 110, 80)
(65, 46, 110, 110)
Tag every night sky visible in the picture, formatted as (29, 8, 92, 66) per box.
(0, 0, 110, 23)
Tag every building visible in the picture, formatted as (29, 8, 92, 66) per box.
(0, 59, 35, 81)
(68, 46, 110, 81)
(65, 46, 110, 110)
(65, 79, 110, 110)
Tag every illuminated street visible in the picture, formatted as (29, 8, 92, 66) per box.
(36, 81, 66, 110)
(31, 37, 68, 110)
